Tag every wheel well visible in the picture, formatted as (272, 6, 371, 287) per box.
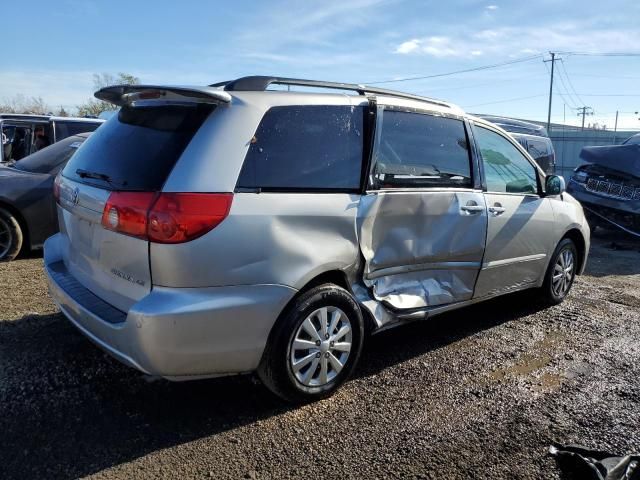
(562, 228, 586, 274)
(298, 270, 351, 294)
(0, 200, 29, 252)
(295, 270, 377, 334)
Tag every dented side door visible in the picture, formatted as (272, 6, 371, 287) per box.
(357, 107, 487, 312)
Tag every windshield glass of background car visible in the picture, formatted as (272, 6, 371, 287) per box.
(14, 135, 85, 174)
(475, 126, 538, 194)
(623, 135, 640, 145)
(62, 104, 214, 191)
(373, 110, 472, 188)
(237, 105, 364, 190)
(55, 121, 101, 141)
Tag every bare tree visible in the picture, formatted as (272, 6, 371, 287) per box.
(0, 94, 51, 115)
(76, 72, 140, 117)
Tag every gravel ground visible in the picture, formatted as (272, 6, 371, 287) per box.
(1, 230, 639, 479)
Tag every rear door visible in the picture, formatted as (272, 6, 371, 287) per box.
(471, 123, 555, 298)
(57, 100, 216, 311)
(359, 107, 487, 310)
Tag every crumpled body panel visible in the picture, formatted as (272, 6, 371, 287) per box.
(357, 190, 487, 317)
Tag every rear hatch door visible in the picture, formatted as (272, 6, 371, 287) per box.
(56, 88, 220, 311)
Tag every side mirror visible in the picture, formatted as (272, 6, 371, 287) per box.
(545, 175, 566, 196)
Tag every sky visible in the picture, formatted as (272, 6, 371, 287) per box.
(2, 0, 640, 130)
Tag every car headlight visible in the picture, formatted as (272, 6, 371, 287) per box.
(572, 170, 588, 183)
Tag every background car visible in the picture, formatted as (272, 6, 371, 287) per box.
(567, 137, 640, 235)
(0, 132, 90, 261)
(1, 114, 102, 164)
(477, 114, 556, 174)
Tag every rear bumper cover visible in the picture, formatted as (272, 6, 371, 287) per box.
(44, 234, 297, 379)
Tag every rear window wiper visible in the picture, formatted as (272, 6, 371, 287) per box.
(76, 169, 127, 188)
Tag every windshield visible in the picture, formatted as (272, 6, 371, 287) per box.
(13, 135, 86, 174)
(623, 134, 640, 145)
(62, 104, 214, 191)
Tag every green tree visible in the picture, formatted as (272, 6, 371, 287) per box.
(76, 72, 140, 117)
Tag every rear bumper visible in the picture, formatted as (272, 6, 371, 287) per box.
(44, 234, 297, 379)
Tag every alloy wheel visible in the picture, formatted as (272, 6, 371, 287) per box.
(289, 306, 352, 387)
(552, 248, 574, 297)
(0, 216, 12, 259)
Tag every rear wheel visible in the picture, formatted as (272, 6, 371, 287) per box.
(258, 284, 364, 403)
(539, 238, 577, 305)
(0, 208, 22, 262)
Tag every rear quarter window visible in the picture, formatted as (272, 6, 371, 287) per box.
(62, 104, 213, 191)
(237, 105, 364, 191)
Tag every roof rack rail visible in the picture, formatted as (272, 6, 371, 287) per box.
(210, 76, 451, 109)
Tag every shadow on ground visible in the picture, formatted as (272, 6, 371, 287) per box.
(0, 290, 544, 479)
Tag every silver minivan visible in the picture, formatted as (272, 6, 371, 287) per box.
(45, 77, 590, 402)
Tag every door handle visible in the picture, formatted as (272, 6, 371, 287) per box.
(460, 202, 485, 214)
(488, 205, 506, 215)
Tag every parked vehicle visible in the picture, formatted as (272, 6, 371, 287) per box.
(567, 135, 640, 236)
(0, 133, 91, 261)
(1, 114, 102, 164)
(45, 77, 590, 402)
(477, 115, 556, 174)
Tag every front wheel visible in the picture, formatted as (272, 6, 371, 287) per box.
(258, 284, 364, 403)
(539, 238, 578, 305)
(0, 208, 23, 262)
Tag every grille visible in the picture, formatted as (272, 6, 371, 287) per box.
(585, 177, 640, 201)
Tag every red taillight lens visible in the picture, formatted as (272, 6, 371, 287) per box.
(101, 192, 157, 238)
(148, 193, 233, 243)
(53, 175, 62, 203)
(101, 192, 233, 244)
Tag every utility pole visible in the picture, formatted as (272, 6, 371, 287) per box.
(613, 110, 619, 143)
(545, 52, 556, 132)
(576, 106, 594, 130)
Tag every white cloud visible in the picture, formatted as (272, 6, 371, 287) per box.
(486, 5, 498, 10)
(394, 22, 640, 58)
(395, 39, 420, 54)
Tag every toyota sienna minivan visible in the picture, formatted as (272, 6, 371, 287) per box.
(45, 77, 589, 402)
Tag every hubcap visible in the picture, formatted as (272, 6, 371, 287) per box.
(290, 306, 352, 387)
(0, 216, 12, 259)
(552, 248, 574, 297)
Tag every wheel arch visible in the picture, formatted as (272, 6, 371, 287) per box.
(562, 228, 587, 275)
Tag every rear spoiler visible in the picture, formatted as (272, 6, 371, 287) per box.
(95, 85, 232, 106)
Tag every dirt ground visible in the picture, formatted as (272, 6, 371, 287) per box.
(1, 230, 639, 479)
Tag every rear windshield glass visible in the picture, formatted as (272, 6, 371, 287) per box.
(236, 105, 364, 191)
(62, 104, 213, 190)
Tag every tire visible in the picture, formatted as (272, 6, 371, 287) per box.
(539, 238, 578, 305)
(0, 208, 23, 262)
(258, 284, 365, 403)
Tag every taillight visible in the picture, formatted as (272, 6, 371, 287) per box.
(53, 175, 62, 203)
(148, 193, 233, 243)
(101, 192, 157, 238)
(101, 192, 233, 244)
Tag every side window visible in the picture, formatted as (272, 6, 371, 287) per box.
(236, 105, 363, 190)
(373, 110, 472, 188)
(474, 126, 539, 194)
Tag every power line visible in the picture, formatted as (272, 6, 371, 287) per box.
(556, 51, 640, 57)
(558, 59, 585, 106)
(363, 54, 543, 85)
(542, 55, 576, 110)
